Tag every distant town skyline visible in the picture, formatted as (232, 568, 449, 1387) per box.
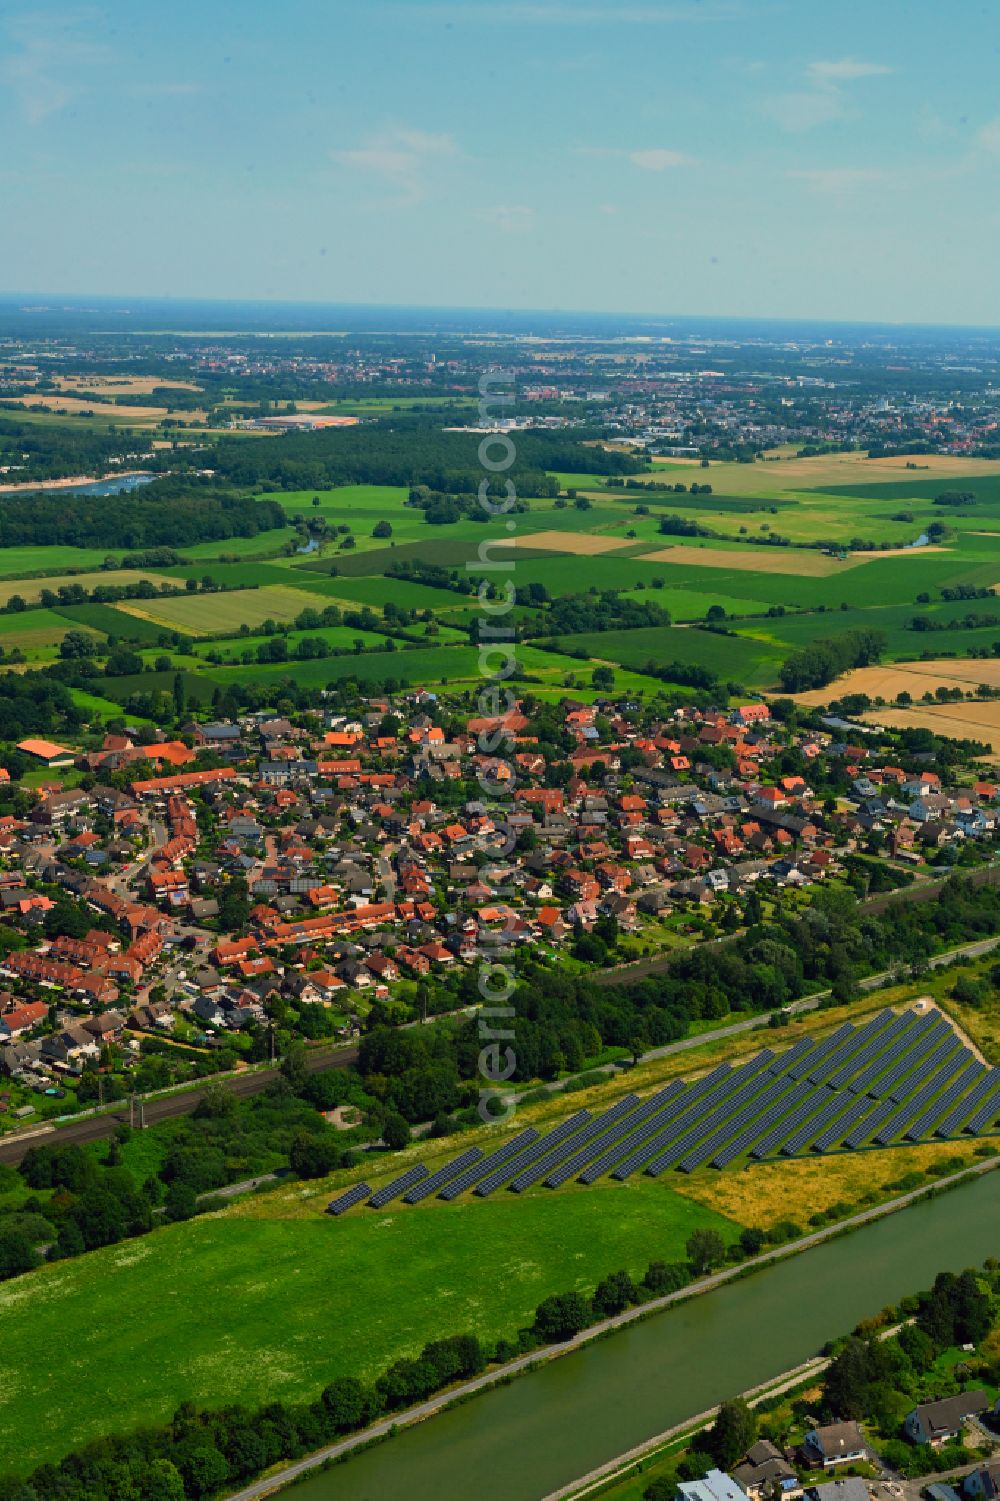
(4, 0, 1000, 324)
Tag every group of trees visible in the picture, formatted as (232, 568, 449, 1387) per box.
(352, 877, 1000, 1109)
(0, 1078, 361, 1284)
(170, 419, 644, 497)
(0, 416, 151, 482)
(778, 628, 887, 693)
(0, 486, 285, 550)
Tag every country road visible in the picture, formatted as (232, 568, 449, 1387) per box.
(220, 1153, 1000, 1501)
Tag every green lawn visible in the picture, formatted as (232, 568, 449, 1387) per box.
(0, 1180, 732, 1474)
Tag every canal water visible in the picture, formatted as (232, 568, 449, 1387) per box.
(62, 473, 155, 496)
(289, 1172, 1000, 1501)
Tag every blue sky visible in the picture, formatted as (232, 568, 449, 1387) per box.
(2, 0, 999, 323)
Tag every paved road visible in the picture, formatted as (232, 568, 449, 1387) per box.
(221, 1155, 1000, 1501)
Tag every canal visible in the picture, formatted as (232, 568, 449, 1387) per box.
(288, 1170, 1000, 1501)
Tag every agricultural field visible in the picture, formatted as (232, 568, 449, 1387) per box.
(0, 607, 102, 659)
(0, 569, 177, 609)
(862, 700, 1000, 755)
(115, 583, 331, 637)
(547, 624, 784, 688)
(7, 457, 1000, 700)
(0, 545, 129, 577)
(791, 656, 1000, 707)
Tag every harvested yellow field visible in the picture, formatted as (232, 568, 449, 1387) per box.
(54, 375, 202, 396)
(0, 570, 176, 609)
(502, 530, 634, 555)
(792, 657, 1000, 707)
(650, 450, 1000, 496)
(10, 394, 171, 420)
(862, 701, 1000, 756)
(640, 543, 864, 575)
(677, 1139, 978, 1229)
(848, 545, 949, 558)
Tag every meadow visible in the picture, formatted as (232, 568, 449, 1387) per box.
(0, 1177, 730, 1474)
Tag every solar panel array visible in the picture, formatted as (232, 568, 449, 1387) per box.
(402, 1147, 484, 1203)
(327, 1182, 372, 1216)
(368, 1164, 429, 1209)
(962, 1070, 1000, 1135)
(827, 1010, 905, 1090)
(680, 1074, 800, 1173)
(474, 1111, 590, 1196)
(646, 1053, 778, 1177)
(906, 1058, 984, 1141)
(938, 1066, 1000, 1137)
(748, 1081, 820, 1159)
(569, 1084, 684, 1187)
(438, 1129, 539, 1200)
(781, 1088, 855, 1156)
(324, 1007, 1000, 1216)
(866, 1013, 945, 1100)
(846, 1011, 926, 1098)
(809, 1009, 894, 1087)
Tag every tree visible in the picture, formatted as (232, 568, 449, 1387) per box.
(0, 1229, 39, 1281)
(289, 1128, 341, 1179)
(533, 1290, 590, 1342)
(591, 665, 615, 692)
(823, 1336, 875, 1420)
(686, 1228, 727, 1275)
(738, 1226, 767, 1258)
(707, 1398, 757, 1468)
(164, 1181, 198, 1222)
(591, 1269, 638, 1318)
(373, 519, 393, 538)
(322, 1375, 376, 1432)
(382, 1113, 412, 1150)
(144, 1459, 187, 1501)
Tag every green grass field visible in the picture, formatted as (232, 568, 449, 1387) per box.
(0, 544, 127, 577)
(547, 625, 783, 687)
(0, 1179, 731, 1474)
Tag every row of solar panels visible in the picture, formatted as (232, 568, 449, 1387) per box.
(326, 1013, 1000, 1215)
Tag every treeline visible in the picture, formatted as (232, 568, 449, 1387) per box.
(531, 592, 672, 639)
(0, 486, 286, 550)
(657, 514, 715, 537)
(0, 673, 83, 744)
(0, 417, 152, 482)
(778, 628, 887, 692)
(173, 421, 644, 495)
(359, 877, 1000, 1103)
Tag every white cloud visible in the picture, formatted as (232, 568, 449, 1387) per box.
(479, 204, 535, 233)
(978, 117, 1000, 154)
(627, 148, 692, 171)
(807, 58, 892, 82)
(789, 167, 885, 193)
(762, 90, 844, 132)
(1, 11, 109, 125)
(763, 56, 892, 133)
(331, 127, 459, 203)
